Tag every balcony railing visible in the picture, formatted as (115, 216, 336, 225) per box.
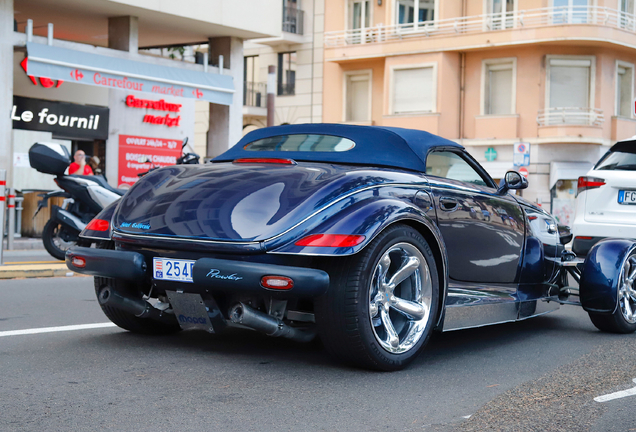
(537, 108, 605, 127)
(283, 6, 304, 35)
(325, 6, 636, 47)
(244, 81, 267, 108)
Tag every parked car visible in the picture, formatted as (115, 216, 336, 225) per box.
(572, 140, 636, 256)
(65, 125, 636, 371)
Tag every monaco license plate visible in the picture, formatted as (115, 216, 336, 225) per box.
(618, 190, 636, 205)
(153, 258, 195, 283)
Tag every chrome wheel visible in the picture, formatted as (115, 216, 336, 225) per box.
(618, 253, 636, 324)
(368, 242, 432, 354)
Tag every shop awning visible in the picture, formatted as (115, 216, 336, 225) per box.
(549, 162, 594, 189)
(480, 161, 514, 180)
(25, 42, 234, 105)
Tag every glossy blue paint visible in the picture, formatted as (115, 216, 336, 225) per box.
(580, 239, 636, 313)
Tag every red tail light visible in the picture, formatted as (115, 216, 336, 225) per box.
(233, 158, 296, 165)
(86, 218, 110, 232)
(295, 234, 366, 247)
(71, 256, 86, 268)
(577, 176, 605, 195)
(261, 276, 294, 290)
(576, 236, 593, 240)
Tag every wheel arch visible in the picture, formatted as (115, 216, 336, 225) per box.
(580, 239, 636, 313)
(397, 218, 448, 330)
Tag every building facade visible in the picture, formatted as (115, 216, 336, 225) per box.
(323, 0, 636, 225)
(242, 0, 325, 132)
(1, 0, 280, 191)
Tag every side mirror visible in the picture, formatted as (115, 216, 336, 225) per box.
(558, 225, 573, 245)
(498, 170, 528, 194)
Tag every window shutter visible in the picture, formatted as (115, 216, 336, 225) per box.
(485, 64, 513, 115)
(393, 67, 434, 114)
(549, 63, 590, 108)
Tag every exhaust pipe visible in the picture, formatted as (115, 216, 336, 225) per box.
(229, 302, 314, 343)
(98, 285, 176, 325)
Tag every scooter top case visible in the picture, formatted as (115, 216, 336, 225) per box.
(29, 142, 71, 175)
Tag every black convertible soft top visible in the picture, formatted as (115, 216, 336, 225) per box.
(213, 123, 463, 172)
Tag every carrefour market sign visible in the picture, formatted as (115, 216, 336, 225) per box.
(26, 42, 234, 105)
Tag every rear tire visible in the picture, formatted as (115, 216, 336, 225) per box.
(588, 251, 636, 334)
(42, 220, 75, 260)
(315, 224, 439, 371)
(95, 277, 181, 335)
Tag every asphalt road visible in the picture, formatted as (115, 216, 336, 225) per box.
(1, 276, 635, 432)
(1, 249, 60, 264)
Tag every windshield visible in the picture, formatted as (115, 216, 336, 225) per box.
(595, 151, 636, 171)
(244, 134, 356, 152)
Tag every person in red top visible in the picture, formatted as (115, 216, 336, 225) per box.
(69, 150, 94, 175)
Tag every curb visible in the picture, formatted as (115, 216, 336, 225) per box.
(0, 264, 88, 279)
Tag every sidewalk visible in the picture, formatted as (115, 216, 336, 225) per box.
(0, 238, 83, 279)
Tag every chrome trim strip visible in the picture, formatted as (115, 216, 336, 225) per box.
(113, 231, 261, 246)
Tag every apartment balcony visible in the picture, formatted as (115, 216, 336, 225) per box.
(324, 6, 636, 61)
(536, 107, 605, 139)
(251, 6, 308, 46)
(243, 81, 267, 117)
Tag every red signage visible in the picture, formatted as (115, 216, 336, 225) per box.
(21, 57, 63, 88)
(117, 135, 182, 188)
(518, 167, 529, 178)
(126, 95, 181, 112)
(125, 95, 182, 127)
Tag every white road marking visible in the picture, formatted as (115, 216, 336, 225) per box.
(594, 378, 636, 403)
(0, 323, 117, 337)
(462, 415, 472, 419)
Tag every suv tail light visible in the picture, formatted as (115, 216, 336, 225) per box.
(577, 176, 605, 196)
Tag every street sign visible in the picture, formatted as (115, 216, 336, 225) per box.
(485, 147, 497, 162)
(519, 167, 529, 178)
(513, 142, 530, 167)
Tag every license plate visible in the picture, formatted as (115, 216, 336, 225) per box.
(153, 258, 195, 283)
(618, 190, 636, 205)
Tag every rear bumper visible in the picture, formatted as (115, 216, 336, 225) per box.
(572, 236, 605, 256)
(65, 247, 330, 297)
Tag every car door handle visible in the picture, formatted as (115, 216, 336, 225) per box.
(439, 197, 459, 211)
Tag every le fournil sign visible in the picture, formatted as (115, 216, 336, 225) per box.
(11, 96, 109, 140)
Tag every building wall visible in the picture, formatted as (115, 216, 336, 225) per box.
(243, 0, 325, 131)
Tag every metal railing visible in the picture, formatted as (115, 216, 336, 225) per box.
(244, 81, 267, 108)
(536, 107, 605, 127)
(278, 82, 295, 96)
(283, 6, 304, 35)
(325, 6, 636, 47)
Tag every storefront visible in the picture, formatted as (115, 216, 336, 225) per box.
(11, 41, 234, 191)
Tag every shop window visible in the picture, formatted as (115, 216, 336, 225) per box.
(391, 65, 436, 114)
(277, 52, 296, 96)
(483, 59, 515, 115)
(616, 62, 634, 118)
(345, 71, 371, 122)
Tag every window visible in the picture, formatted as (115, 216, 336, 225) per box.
(487, 0, 515, 29)
(396, 0, 436, 27)
(547, 57, 593, 109)
(426, 151, 490, 187)
(620, 0, 635, 30)
(243, 56, 262, 107)
(245, 134, 356, 152)
(552, 0, 589, 24)
(391, 65, 436, 114)
(349, 0, 370, 30)
(277, 52, 296, 96)
(345, 71, 371, 122)
(616, 62, 634, 117)
(483, 59, 515, 115)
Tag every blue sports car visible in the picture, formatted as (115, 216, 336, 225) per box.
(66, 124, 636, 371)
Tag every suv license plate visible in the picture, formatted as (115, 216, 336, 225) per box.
(618, 190, 636, 205)
(153, 258, 195, 283)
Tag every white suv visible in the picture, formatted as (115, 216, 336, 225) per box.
(572, 140, 636, 255)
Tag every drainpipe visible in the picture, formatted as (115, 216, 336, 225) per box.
(267, 65, 276, 127)
(459, 52, 466, 140)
